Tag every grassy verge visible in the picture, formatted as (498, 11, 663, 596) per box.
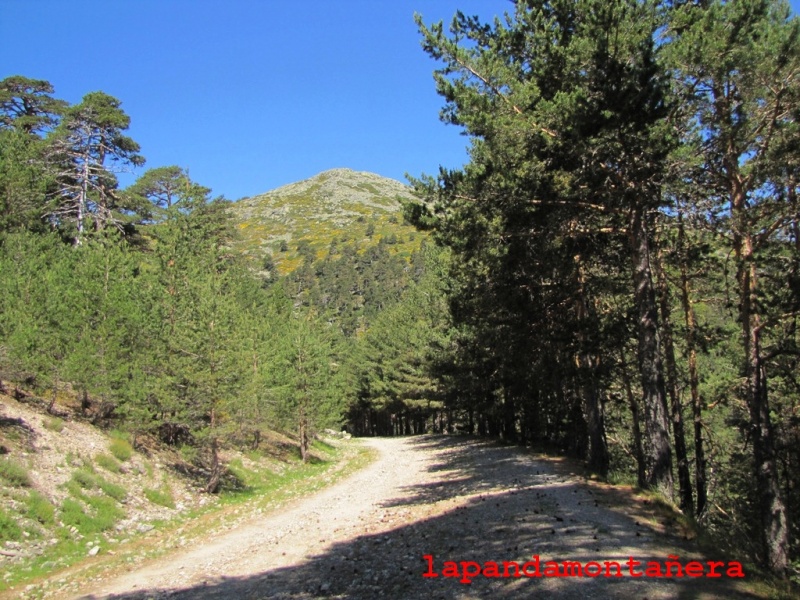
(0, 438, 375, 599)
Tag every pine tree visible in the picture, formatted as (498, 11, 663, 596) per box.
(0, 76, 65, 233)
(665, 0, 799, 574)
(125, 165, 211, 224)
(412, 0, 673, 487)
(45, 92, 144, 243)
(0, 76, 66, 135)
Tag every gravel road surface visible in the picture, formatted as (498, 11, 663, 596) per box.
(74, 436, 757, 600)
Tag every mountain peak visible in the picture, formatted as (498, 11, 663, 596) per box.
(228, 169, 422, 275)
(262, 169, 414, 207)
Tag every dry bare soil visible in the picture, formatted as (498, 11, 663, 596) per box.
(61, 436, 762, 600)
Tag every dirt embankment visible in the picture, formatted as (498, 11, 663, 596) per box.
(63, 436, 761, 600)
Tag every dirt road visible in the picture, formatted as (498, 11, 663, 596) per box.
(75, 436, 757, 599)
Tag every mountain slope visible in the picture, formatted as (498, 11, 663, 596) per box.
(229, 168, 424, 276)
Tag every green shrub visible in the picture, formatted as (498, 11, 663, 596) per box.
(109, 438, 133, 462)
(71, 468, 126, 501)
(144, 487, 175, 509)
(84, 495, 124, 529)
(0, 509, 22, 542)
(97, 477, 126, 502)
(95, 453, 121, 473)
(60, 498, 92, 533)
(25, 490, 55, 525)
(60, 496, 122, 535)
(43, 416, 64, 432)
(0, 458, 31, 487)
(179, 444, 198, 464)
(245, 449, 263, 462)
(70, 469, 97, 490)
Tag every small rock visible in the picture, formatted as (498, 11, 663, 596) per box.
(88, 546, 100, 556)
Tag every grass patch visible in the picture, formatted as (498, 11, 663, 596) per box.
(0, 508, 22, 542)
(71, 468, 97, 491)
(607, 469, 638, 487)
(245, 449, 263, 462)
(218, 441, 367, 504)
(60, 495, 123, 535)
(25, 490, 55, 525)
(179, 444, 198, 464)
(59, 498, 92, 533)
(312, 438, 335, 453)
(3, 427, 22, 442)
(69, 468, 126, 501)
(224, 458, 254, 492)
(84, 494, 124, 524)
(97, 478, 127, 502)
(0, 457, 31, 487)
(43, 416, 64, 432)
(95, 453, 121, 473)
(109, 438, 133, 462)
(144, 486, 175, 509)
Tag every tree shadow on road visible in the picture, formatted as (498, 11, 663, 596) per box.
(81, 435, 763, 600)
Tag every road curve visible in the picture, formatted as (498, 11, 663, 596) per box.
(74, 436, 756, 600)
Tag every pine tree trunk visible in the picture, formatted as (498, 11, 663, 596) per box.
(502, 390, 517, 442)
(734, 222, 789, 574)
(299, 409, 309, 463)
(620, 347, 646, 488)
(583, 379, 608, 475)
(677, 213, 706, 516)
(205, 436, 221, 494)
(47, 371, 59, 414)
(205, 406, 221, 494)
(746, 329, 788, 573)
(75, 145, 91, 245)
(573, 250, 609, 475)
(628, 207, 673, 494)
(654, 243, 693, 514)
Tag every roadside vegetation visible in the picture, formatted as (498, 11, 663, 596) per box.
(0, 390, 370, 596)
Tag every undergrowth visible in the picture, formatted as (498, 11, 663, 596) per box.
(108, 437, 133, 462)
(0, 458, 31, 487)
(144, 486, 175, 509)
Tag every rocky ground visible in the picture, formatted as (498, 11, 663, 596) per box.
(55, 436, 762, 600)
(0, 392, 343, 599)
(0, 395, 208, 571)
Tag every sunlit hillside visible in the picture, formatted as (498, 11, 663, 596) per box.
(229, 168, 425, 276)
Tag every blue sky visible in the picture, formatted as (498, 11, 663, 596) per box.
(2, 1, 799, 201)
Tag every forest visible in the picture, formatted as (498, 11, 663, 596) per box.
(0, 0, 798, 580)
